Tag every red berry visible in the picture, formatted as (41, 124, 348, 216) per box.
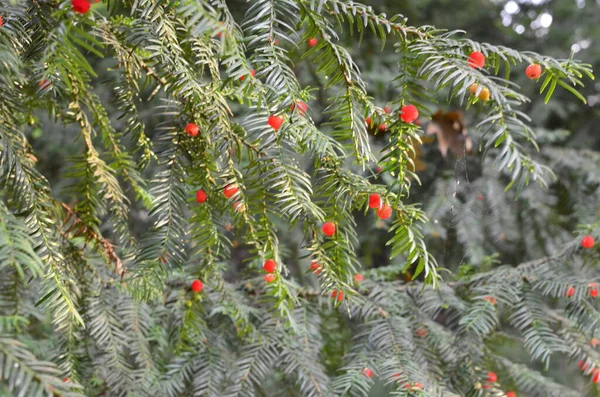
(483, 296, 497, 305)
(233, 202, 244, 212)
(376, 166, 382, 173)
(38, 79, 51, 89)
(567, 286, 575, 297)
(196, 189, 207, 203)
(379, 123, 387, 131)
(307, 38, 318, 47)
(268, 115, 284, 131)
(383, 106, 392, 114)
(223, 185, 238, 199)
(62, 378, 69, 382)
(0, 16, 3, 27)
(592, 338, 598, 347)
(525, 64, 542, 80)
(274, 38, 280, 45)
(594, 369, 600, 383)
(185, 123, 199, 137)
(263, 259, 276, 273)
(264, 274, 276, 283)
(322, 222, 336, 237)
(363, 368, 373, 378)
(590, 283, 599, 298)
(377, 204, 392, 220)
(579, 360, 589, 371)
(487, 371, 497, 383)
(72, 0, 91, 14)
(331, 290, 344, 301)
(467, 51, 486, 69)
(400, 105, 418, 123)
(506, 392, 516, 397)
(582, 235, 595, 249)
(240, 70, 255, 81)
(365, 116, 372, 126)
(354, 274, 364, 282)
(416, 328, 427, 337)
(290, 101, 309, 116)
(477, 194, 484, 201)
(191, 279, 203, 293)
(310, 261, 322, 274)
(368, 193, 381, 209)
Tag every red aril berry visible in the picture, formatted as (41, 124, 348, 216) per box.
(263, 259, 276, 273)
(594, 369, 600, 383)
(383, 106, 392, 114)
(506, 392, 516, 397)
(592, 338, 598, 347)
(191, 279, 204, 293)
(525, 64, 542, 80)
(264, 274, 276, 283)
(274, 38, 280, 45)
(377, 204, 392, 220)
(376, 166, 382, 173)
(62, 378, 69, 382)
(567, 286, 575, 297)
(477, 194, 485, 201)
(322, 222, 336, 237)
(239, 70, 255, 81)
(307, 38, 318, 47)
(72, 0, 91, 13)
(487, 372, 497, 383)
(290, 101, 309, 116)
(416, 328, 427, 337)
(469, 83, 479, 95)
(196, 189, 207, 203)
(331, 290, 344, 301)
(400, 105, 418, 123)
(0, 16, 3, 27)
(579, 360, 589, 371)
(590, 283, 599, 298)
(233, 202, 244, 212)
(185, 123, 199, 137)
(310, 261, 322, 274)
(368, 193, 381, 209)
(483, 296, 497, 305)
(354, 274, 364, 282)
(223, 185, 238, 199)
(365, 116, 372, 126)
(363, 368, 373, 378)
(38, 79, 51, 89)
(582, 235, 595, 249)
(379, 123, 387, 131)
(468, 51, 486, 69)
(268, 115, 284, 131)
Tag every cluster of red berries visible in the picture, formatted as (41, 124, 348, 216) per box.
(331, 290, 344, 301)
(263, 259, 277, 283)
(467, 51, 543, 80)
(368, 193, 393, 220)
(578, 360, 600, 383)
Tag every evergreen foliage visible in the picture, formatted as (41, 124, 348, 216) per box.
(0, 0, 597, 396)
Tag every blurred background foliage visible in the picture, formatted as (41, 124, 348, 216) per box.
(24, 0, 599, 394)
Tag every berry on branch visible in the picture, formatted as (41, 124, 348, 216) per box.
(468, 51, 486, 69)
(400, 104, 419, 123)
(290, 101, 309, 116)
(331, 290, 344, 301)
(195, 189, 207, 203)
(377, 204, 392, 220)
(478, 87, 490, 101)
(268, 115, 284, 131)
(362, 368, 373, 378)
(264, 274, 276, 283)
(354, 274, 364, 282)
(223, 185, 238, 199)
(590, 283, 599, 298)
(567, 286, 575, 297)
(72, 0, 91, 14)
(191, 279, 204, 293)
(365, 116, 372, 126)
(263, 259, 276, 273)
(185, 123, 199, 137)
(487, 371, 497, 383)
(322, 222, 336, 237)
(368, 193, 381, 209)
(582, 235, 595, 249)
(239, 69, 256, 81)
(506, 392, 517, 397)
(310, 261, 322, 274)
(307, 38, 318, 47)
(525, 64, 542, 80)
